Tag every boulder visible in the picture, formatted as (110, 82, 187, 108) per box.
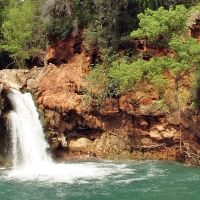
(68, 138, 92, 153)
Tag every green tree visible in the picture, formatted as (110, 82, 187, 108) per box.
(115, 5, 200, 107)
(37, 0, 89, 39)
(82, 53, 118, 107)
(0, 0, 9, 27)
(83, 0, 120, 56)
(107, 36, 200, 108)
(108, 58, 147, 94)
(1, 0, 45, 67)
(136, 0, 199, 11)
(130, 5, 188, 46)
(82, 3, 200, 110)
(150, 35, 200, 106)
(83, 64, 108, 108)
(0, 0, 13, 69)
(83, 0, 140, 58)
(41, 0, 76, 39)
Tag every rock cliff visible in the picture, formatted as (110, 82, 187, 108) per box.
(1, 35, 200, 166)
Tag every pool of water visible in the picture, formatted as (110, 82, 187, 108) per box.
(0, 160, 200, 200)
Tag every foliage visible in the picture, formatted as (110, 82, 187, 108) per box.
(0, 0, 9, 27)
(168, 35, 200, 71)
(144, 58, 168, 91)
(83, 0, 200, 107)
(83, 64, 108, 108)
(166, 35, 200, 102)
(83, 0, 119, 56)
(1, 0, 45, 67)
(191, 100, 200, 108)
(72, 0, 95, 28)
(106, 35, 200, 109)
(83, 54, 123, 108)
(46, 17, 73, 39)
(136, 0, 200, 11)
(0, 0, 198, 69)
(40, 0, 77, 39)
(83, 0, 140, 57)
(107, 56, 169, 96)
(146, 35, 200, 106)
(130, 5, 188, 46)
(106, 2, 200, 107)
(38, 0, 94, 39)
(108, 58, 146, 94)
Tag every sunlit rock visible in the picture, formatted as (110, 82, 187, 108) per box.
(68, 138, 92, 153)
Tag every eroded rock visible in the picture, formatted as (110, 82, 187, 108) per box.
(1, 33, 200, 166)
(69, 138, 92, 153)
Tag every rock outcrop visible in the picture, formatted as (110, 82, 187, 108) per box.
(1, 35, 200, 166)
(34, 37, 200, 164)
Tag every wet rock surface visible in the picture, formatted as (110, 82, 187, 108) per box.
(1, 36, 200, 166)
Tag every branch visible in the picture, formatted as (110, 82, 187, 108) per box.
(6, 61, 15, 69)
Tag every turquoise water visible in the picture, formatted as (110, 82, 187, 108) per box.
(0, 160, 200, 200)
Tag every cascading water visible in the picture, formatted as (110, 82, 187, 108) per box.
(5, 89, 136, 183)
(7, 89, 52, 167)
(2, 89, 200, 200)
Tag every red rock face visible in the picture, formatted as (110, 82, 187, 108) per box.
(191, 28, 200, 40)
(46, 39, 74, 65)
(1, 29, 200, 166)
(46, 33, 90, 66)
(34, 54, 200, 164)
(190, 20, 200, 41)
(135, 39, 169, 60)
(29, 33, 200, 165)
(37, 32, 92, 114)
(36, 58, 91, 114)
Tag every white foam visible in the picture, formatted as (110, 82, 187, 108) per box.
(4, 161, 136, 184)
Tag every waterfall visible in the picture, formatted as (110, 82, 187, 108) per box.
(5, 89, 135, 183)
(7, 89, 51, 167)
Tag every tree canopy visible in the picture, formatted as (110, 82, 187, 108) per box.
(0, 0, 200, 110)
(130, 5, 188, 46)
(84, 3, 200, 109)
(0, 0, 198, 68)
(1, 0, 45, 67)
